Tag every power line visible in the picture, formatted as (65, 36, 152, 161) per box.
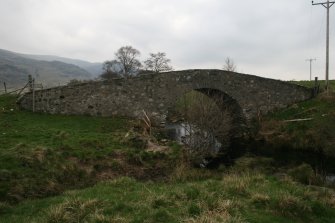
(306, 58, 317, 81)
(312, 0, 335, 92)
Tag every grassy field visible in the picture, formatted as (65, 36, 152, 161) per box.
(1, 91, 335, 222)
(2, 171, 335, 223)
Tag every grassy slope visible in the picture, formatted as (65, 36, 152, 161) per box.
(0, 95, 127, 200)
(1, 94, 335, 222)
(0, 95, 179, 203)
(291, 80, 335, 90)
(0, 49, 92, 89)
(258, 80, 335, 157)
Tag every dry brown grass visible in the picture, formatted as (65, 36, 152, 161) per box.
(185, 199, 246, 223)
(168, 160, 216, 183)
(44, 197, 106, 223)
(222, 172, 264, 196)
(318, 91, 335, 102)
(275, 193, 311, 216)
(250, 193, 270, 205)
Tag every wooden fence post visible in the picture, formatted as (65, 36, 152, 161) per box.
(32, 78, 35, 112)
(314, 77, 319, 96)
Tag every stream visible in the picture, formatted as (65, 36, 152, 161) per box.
(165, 122, 222, 167)
(165, 122, 222, 152)
(164, 123, 335, 184)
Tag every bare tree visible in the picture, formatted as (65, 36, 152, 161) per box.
(115, 46, 142, 77)
(223, 57, 236, 72)
(171, 91, 232, 165)
(100, 60, 122, 79)
(144, 52, 173, 73)
(100, 71, 120, 80)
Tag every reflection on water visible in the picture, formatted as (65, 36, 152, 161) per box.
(165, 122, 222, 153)
(165, 123, 190, 143)
(326, 175, 335, 184)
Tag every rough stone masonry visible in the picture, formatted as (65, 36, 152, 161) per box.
(19, 69, 312, 141)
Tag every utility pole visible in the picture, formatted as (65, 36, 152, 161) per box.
(312, 0, 335, 92)
(306, 58, 316, 81)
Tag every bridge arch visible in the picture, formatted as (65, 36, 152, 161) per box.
(194, 88, 247, 139)
(166, 87, 248, 153)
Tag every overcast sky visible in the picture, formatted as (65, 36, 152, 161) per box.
(1, 0, 335, 80)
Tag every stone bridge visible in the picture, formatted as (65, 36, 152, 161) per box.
(19, 69, 312, 144)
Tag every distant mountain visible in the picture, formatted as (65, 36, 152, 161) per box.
(0, 49, 94, 89)
(20, 54, 103, 77)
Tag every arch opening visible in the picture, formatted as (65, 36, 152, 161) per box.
(165, 88, 248, 166)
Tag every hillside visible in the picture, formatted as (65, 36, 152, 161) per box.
(0, 49, 93, 90)
(21, 53, 103, 77)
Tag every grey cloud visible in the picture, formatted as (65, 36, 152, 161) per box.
(0, 0, 333, 80)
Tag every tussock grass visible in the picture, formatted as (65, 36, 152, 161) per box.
(250, 193, 271, 206)
(1, 171, 335, 223)
(169, 161, 217, 183)
(44, 197, 107, 223)
(274, 192, 312, 216)
(185, 199, 245, 223)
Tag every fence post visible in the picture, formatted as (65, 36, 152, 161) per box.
(28, 75, 33, 92)
(32, 78, 35, 112)
(314, 77, 319, 96)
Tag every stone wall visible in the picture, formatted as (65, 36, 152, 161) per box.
(19, 69, 313, 127)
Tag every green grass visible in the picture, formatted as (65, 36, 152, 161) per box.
(0, 95, 128, 151)
(259, 89, 335, 157)
(0, 95, 128, 202)
(0, 95, 180, 203)
(1, 94, 335, 222)
(290, 80, 335, 91)
(1, 172, 335, 223)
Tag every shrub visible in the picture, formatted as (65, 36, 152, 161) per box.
(233, 156, 274, 173)
(288, 163, 315, 184)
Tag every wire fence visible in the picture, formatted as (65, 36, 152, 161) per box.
(0, 75, 44, 97)
(0, 83, 30, 97)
